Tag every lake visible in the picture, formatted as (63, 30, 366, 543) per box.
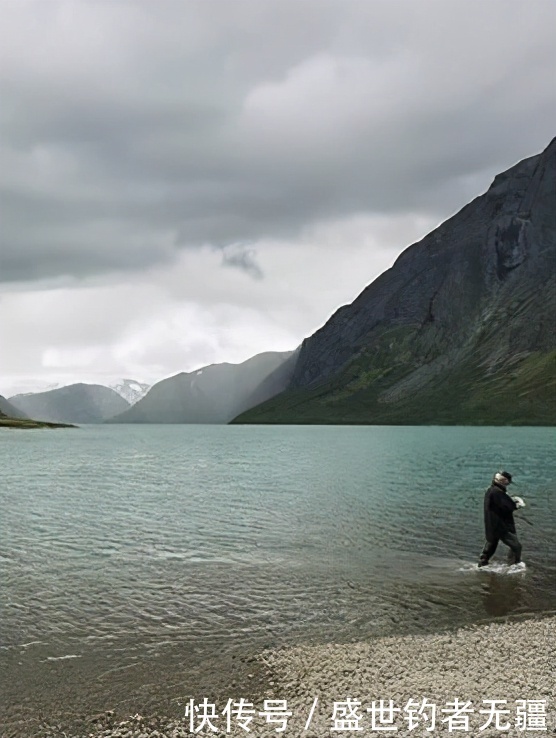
(1, 425, 555, 727)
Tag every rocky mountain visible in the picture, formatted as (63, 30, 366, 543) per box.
(0, 395, 28, 419)
(9, 383, 130, 424)
(233, 138, 556, 425)
(107, 351, 295, 424)
(108, 378, 151, 405)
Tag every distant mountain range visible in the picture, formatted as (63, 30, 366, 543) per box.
(107, 351, 296, 424)
(6, 353, 295, 425)
(9, 384, 130, 424)
(7, 377, 151, 403)
(233, 137, 556, 425)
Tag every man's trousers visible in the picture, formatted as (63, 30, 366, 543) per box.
(479, 531, 522, 566)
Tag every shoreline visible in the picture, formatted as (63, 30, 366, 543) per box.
(0, 417, 77, 429)
(19, 611, 555, 738)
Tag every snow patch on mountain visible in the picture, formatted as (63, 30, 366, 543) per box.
(109, 379, 151, 405)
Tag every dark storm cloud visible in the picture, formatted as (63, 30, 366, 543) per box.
(1, 0, 555, 285)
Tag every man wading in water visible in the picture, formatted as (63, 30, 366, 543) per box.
(478, 471, 525, 567)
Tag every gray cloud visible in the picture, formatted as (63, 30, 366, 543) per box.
(1, 0, 555, 286)
(1, 0, 555, 393)
(221, 245, 264, 280)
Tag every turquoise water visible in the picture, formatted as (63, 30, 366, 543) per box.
(1, 425, 555, 720)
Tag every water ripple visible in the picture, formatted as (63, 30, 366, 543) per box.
(1, 425, 555, 667)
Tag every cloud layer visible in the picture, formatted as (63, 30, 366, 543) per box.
(1, 0, 555, 392)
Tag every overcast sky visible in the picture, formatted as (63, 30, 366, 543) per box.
(1, 0, 555, 395)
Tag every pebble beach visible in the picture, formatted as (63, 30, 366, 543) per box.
(30, 614, 554, 738)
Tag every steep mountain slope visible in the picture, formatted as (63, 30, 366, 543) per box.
(0, 395, 28, 419)
(9, 384, 130, 424)
(107, 351, 295, 424)
(233, 139, 556, 425)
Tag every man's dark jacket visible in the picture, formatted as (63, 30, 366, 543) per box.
(484, 482, 517, 541)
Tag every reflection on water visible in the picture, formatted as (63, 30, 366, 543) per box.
(480, 571, 527, 617)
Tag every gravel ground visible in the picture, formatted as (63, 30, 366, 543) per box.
(31, 615, 555, 737)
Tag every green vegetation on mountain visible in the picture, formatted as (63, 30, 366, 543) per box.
(232, 343, 555, 425)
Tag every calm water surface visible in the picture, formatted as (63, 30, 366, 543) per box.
(1, 425, 555, 722)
